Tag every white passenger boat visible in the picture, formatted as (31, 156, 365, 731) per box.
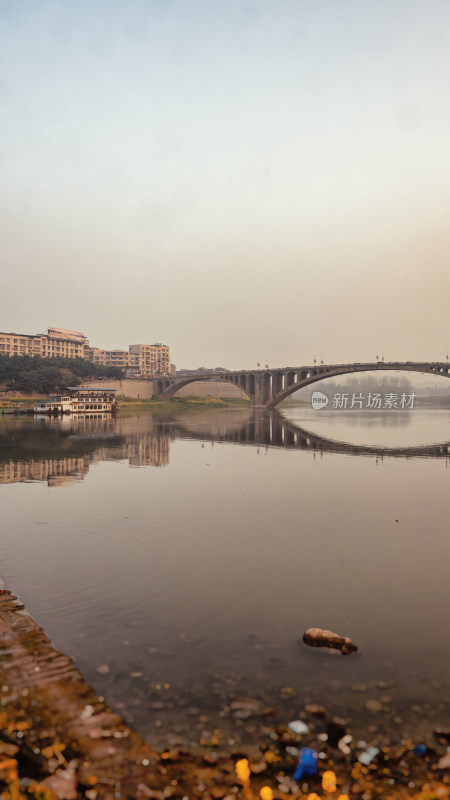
(34, 387, 117, 415)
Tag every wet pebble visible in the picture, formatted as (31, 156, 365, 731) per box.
(365, 699, 382, 713)
(288, 720, 309, 735)
(304, 703, 327, 717)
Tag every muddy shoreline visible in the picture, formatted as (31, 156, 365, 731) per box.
(1, 588, 449, 799)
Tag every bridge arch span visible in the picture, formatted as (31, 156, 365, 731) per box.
(267, 363, 450, 407)
(159, 374, 252, 400)
(155, 362, 450, 407)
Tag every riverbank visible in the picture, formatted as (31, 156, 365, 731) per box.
(0, 397, 44, 411)
(118, 396, 252, 411)
(0, 396, 254, 414)
(0, 396, 307, 416)
(0, 588, 448, 800)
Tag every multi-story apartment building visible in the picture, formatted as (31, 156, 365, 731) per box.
(0, 327, 89, 359)
(0, 326, 172, 375)
(89, 343, 171, 376)
(88, 348, 108, 365)
(128, 343, 170, 376)
(89, 348, 129, 368)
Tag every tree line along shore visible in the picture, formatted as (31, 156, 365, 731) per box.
(0, 355, 256, 408)
(0, 354, 120, 395)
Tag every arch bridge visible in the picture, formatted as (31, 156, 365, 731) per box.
(155, 361, 450, 408)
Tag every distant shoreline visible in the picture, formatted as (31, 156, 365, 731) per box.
(118, 396, 252, 410)
(2, 395, 450, 413)
(0, 395, 254, 412)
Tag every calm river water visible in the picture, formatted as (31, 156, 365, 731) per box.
(1, 405, 449, 749)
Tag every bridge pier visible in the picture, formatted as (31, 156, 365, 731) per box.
(252, 373, 273, 406)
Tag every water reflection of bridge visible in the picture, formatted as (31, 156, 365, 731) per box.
(2, 411, 450, 488)
(172, 410, 450, 460)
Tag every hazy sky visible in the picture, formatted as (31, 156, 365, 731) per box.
(1, 1, 450, 369)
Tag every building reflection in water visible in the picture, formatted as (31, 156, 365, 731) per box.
(1, 408, 449, 487)
(0, 458, 89, 487)
(0, 413, 170, 487)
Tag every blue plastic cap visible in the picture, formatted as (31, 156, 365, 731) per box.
(293, 747, 318, 781)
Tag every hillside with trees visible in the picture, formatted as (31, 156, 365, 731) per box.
(0, 355, 123, 395)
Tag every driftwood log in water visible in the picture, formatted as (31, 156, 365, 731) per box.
(302, 627, 358, 655)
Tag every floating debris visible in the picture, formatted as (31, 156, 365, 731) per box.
(435, 751, 450, 770)
(358, 745, 380, 765)
(302, 628, 358, 655)
(293, 747, 318, 781)
(305, 703, 327, 718)
(338, 734, 353, 755)
(365, 699, 383, 713)
(288, 720, 309, 735)
(322, 769, 337, 792)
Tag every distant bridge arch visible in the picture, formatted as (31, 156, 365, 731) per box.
(155, 362, 450, 408)
(156, 373, 253, 401)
